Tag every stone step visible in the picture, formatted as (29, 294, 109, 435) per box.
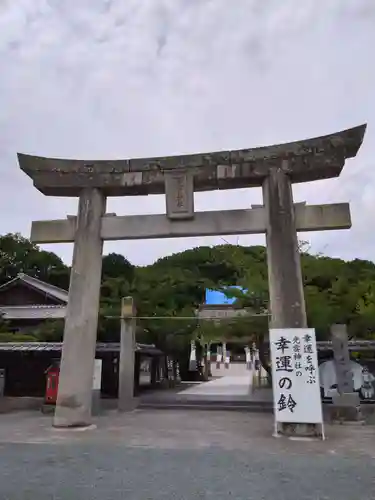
(139, 400, 273, 413)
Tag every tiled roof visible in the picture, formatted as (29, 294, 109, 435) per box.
(0, 305, 66, 320)
(0, 340, 373, 356)
(0, 273, 68, 303)
(0, 342, 164, 355)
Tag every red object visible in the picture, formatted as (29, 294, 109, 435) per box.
(45, 365, 60, 404)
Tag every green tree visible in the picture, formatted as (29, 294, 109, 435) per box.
(0, 233, 70, 288)
(350, 282, 375, 338)
(3, 230, 375, 374)
(102, 253, 134, 282)
(33, 320, 64, 342)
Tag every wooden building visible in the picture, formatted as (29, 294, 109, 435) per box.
(0, 342, 166, 398)
(0, 273, 67, 332)
(0, 274, 169, 397)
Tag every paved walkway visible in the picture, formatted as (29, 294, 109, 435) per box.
(0, 410, 375, 499)
(139, 368, 273, 404)
(178, 375, 253, 396)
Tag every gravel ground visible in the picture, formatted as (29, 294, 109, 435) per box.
(0, 410, 374, 499)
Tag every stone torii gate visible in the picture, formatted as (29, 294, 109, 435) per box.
(18, 124, 366, 428)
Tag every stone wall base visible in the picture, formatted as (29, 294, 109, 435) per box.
(329, 393, 363, 423)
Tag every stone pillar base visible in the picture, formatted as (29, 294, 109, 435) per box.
(330, 393, 363, 423)
(275, 422, 324, 439)
(189, 361, 197, 371)
(91, 390, 101, 417)
(118, 397, 139, 413)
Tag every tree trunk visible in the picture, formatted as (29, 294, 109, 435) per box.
(203, 349, 209, 381)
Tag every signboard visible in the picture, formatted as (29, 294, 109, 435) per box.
(270, 328, 323, 427)
(164, 169, 194, 220)
(121, 297, 135, 319)
(198, 307, 249, 320)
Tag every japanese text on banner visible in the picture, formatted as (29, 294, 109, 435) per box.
(270, 328, 322, 424)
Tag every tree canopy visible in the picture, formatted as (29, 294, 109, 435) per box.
(2, 233, 375, 353)
(0, 233, 70, 290)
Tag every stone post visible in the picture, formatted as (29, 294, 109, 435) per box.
(222, 342, 227, 369)
(150, 358, 158, 386)
(118, 297, 138, 411)
(54, 188, 106, 428)
(262, 167, 307, 329)
(216, 346, 222, 370)
(331, 324, 354, 394)
(206, 343, 212, 378)
(330, 324, 362, 421)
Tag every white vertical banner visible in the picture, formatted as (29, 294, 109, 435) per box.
(189, 340, 197, 371)
(216, 352, 222, 369)
(222, 343, 227, 364)
(270, 328, 323, 433)
(92, 359, 102, 390)
(225, 352, 230, 369)
(245, 347, 251, 368)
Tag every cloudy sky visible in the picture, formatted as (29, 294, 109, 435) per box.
(0, 0, 373, 266)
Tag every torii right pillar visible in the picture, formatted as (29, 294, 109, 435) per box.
(261, 135, 367, 435)
(261, 120, 366, 330)
(263, 165, 307, 329)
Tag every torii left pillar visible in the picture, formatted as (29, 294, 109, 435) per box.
(54, 188, 106, 428)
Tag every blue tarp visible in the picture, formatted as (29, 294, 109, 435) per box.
(205, 286, 246, 305)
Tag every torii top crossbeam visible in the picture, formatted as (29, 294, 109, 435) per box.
(17, 125, 366, 197)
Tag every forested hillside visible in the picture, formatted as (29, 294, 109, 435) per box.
(1, 233, 375, 351)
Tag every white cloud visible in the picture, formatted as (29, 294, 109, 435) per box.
(0, 0, 374, 265)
